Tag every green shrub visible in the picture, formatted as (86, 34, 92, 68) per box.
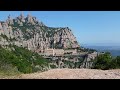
(92, 52, 115, 70)
(0, 34, 9, 41)
(50, 64, 56, 69)
(0, 45, 50, 74)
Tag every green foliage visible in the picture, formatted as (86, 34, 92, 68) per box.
(50, 64, 57, 68)
(88, 49, 97, 53)
(92, 52, 112, 70)
(0, 34, 17, 42)
(72, 57, 84, 68)
(110, 56, 120, 69)
(64, 61, 75, 68)
(0, 45, 50, 74)
(92, 52, 120, 70)
(9, 37, 17, 41)
(10, 21, 35, 40)
(0, 34, 9, 41)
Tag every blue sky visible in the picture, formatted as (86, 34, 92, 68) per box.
(0, 11, 120, 46)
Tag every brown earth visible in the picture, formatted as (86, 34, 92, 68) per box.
(2, 68, 120, 79)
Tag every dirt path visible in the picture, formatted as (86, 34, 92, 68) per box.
(17, 68, 120, 79)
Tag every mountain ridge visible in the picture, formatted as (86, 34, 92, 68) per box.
(0, 13, 80, 54)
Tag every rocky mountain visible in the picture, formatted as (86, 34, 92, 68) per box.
(0, 13, 80, 53)
(0, 13, 99, 70)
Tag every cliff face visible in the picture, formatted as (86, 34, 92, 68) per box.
(0, 14, 80, 53)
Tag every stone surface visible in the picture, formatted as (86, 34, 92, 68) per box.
(0, 13, 80, 54)
(1, 69, 120, 79)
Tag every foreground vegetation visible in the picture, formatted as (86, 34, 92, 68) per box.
(1, 44, 120, 76)
(0, 45, 50, 75)
(92, 52, 120, 70)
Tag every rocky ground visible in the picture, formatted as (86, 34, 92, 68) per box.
(1, 68, 120, 79)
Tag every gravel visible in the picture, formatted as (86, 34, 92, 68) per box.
(1, 69, 120, 79)
(18, 68, 120, 79)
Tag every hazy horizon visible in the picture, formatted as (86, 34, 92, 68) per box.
(0, 11, 120, 46)
(81, 43, 120, 46)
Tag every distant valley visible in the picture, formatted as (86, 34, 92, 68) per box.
(83, 45, 120, 57)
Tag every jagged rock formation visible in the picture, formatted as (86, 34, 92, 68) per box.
(0, 13, 80, 54)
(0, 13, 99, 69)
(80, 51, 98, 68)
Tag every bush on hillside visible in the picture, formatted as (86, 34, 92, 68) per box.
(92, 52, 112, 70)
(0, 45, 50, 74)
(92, 52, 120, 70)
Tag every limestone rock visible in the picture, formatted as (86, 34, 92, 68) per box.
(0, 13, 80, 55)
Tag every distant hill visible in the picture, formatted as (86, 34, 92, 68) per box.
(83, 45, 120, 57)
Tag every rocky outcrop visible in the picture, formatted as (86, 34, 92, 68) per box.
(80, 51, 98, 68)
(0, 13, 80, 54)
